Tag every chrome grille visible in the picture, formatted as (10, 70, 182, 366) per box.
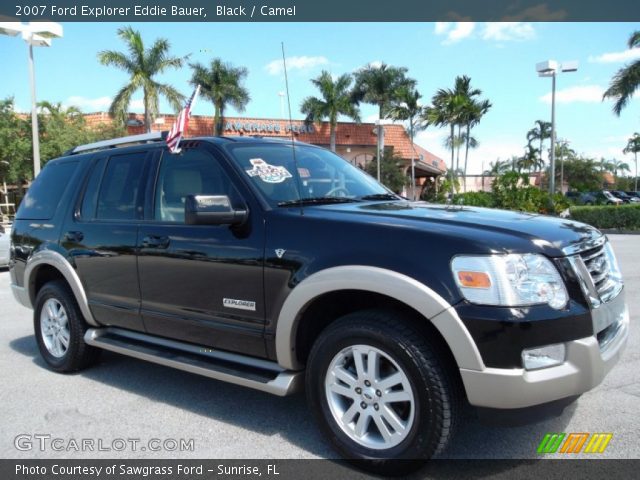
(579, 245, 611, 295)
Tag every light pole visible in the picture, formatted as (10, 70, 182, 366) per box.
(0, 22, 63, 178)
(536, 60, 577, 195)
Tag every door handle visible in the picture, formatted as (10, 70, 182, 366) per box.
(64, 231, 84, 242)
(142, 235, 170, 249)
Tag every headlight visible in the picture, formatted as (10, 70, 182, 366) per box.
(451, 254, 568, 309)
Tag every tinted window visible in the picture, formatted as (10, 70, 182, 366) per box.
(228, 144, 387, 207)
(17, 161, 79, 220)
(80, 157, 106, 220)
(96, 153, 146, 220)
(154, 150, 240, 223)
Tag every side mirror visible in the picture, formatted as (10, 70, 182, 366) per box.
(185, 195, 248, 226)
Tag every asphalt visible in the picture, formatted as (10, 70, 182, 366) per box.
(0, 235, 638, 460)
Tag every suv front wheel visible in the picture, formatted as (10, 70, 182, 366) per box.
(34, 280, 100, 372)
(306, 310, 460, 465)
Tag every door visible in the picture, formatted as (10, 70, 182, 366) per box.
(64, 150, 151, 331)
(137, 147, 266, 357)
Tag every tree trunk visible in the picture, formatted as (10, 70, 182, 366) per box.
(329, 122, 336, 152)
(144, 89, 152, 133)
(376, 103, 383, 181)
(633, 152, 638, 192)
(214, 103, 221, 136)
(463, 123, 470, 193)
(455, 125, 461, 175)
(449, 123, 455, 201)
(539, 137, 543, 190)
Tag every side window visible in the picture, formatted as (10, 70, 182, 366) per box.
(154, 149, 240, 223)
(96, 153, 146, 221)
(16, 161, 79, 220)
(80, 157, 106, 220)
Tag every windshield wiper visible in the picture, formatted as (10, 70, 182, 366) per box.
(277, 197, 359, 207)
(358, 193, 401, 201)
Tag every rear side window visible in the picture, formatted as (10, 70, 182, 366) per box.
(17, 161, 79, 220)
(96, 153, 146, 220)
(80, 157, 106, 220)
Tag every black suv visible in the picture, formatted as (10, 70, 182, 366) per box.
(9, 133, 629, 462)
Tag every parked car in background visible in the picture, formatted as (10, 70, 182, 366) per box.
(0, 225, 11, 268)
(565, 191, 597, 205)
(625, 191, 640, 200)
(594, 191, 624, 205)
(609, 191, 638, 204)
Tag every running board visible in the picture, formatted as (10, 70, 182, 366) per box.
(84, 328, 302, 396)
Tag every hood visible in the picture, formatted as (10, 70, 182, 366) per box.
(312, 201, 602, 257)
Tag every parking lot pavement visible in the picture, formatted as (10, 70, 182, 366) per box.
(0, 235, 638, 460)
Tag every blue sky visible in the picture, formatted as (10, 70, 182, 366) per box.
(1, 22, 639, 173)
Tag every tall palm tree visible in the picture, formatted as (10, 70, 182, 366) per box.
(623, 132, 640, 190)
(387, 86, 424, 198)
(422, 87, 466, 198)
(610, 158, 631, 177)
(603, 31, 640, 115)
(352, 63, 415, 180)
(190, 58, 250, 136)
(98, 26, 185, 132)
(300, 71, 360, 152)
(526, 120, 552, 176)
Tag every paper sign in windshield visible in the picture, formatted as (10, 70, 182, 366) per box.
(245, 158, 292, 183)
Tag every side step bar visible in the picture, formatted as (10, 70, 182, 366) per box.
(84, 328, 303, 396)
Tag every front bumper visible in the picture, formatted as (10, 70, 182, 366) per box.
(460, 288, 629, 409)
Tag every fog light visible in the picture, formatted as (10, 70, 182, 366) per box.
(522, 344, 566, 370)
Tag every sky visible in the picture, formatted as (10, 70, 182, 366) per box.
(1, 21, 639, 174)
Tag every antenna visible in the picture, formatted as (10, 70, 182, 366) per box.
(281, 42, 305, 215)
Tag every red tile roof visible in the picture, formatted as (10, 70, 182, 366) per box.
(81, 112, 446, 172)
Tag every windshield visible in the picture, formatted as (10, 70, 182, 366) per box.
(227, 143, 391, 207)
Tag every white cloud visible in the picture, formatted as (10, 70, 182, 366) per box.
(588, 49, 640, 64)
(264, 55, 329, 75)
(364, 114, 396, 125)
(434, 22, 475, 45)
(63, 96, 144, 112)
(539, 85, 605, 104)
(64, 96, 112, 111)
(481, 22, 536, 42)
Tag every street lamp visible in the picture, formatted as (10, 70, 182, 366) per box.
(0, 22, 63, 178)
(536, 60, 578, 195)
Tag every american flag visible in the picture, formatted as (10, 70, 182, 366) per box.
(166, 84, 200, 153)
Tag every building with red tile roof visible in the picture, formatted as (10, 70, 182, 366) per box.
(82, 112, 447, 196)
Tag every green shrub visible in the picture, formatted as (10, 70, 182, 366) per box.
(570, 204, 640, 230)
(453, 191, 496, 208)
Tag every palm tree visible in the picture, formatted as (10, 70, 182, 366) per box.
(387, 86, 424, 198)
(526, 120, 552, 177)
(518, 145, 540, 173)
(98, 26, 185, 132)
(300, 71, 360, 152)
(454, 76, 491, 191)
(422, 87, 467, 199)
(623, 133, 640, 190)
(190, 58, 250, 136)
(353, 63, 415, 180)
(610, 158, 631, 177)
(603, 31, 640, 115)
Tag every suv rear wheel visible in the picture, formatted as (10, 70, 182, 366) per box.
(34, 280, 100, 372)
(306, 310, 459, 466)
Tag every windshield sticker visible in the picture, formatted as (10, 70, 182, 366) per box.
(245, 158, 292, 183)
(298, 168, 310, 178)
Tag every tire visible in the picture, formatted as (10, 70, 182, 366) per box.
(306, 310, 460, 468)
(34, 280, 100, 372)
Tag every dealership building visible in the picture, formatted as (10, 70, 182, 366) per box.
(84, 112, 447, 198)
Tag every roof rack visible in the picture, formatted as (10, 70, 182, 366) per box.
(66, 131, 167, 155)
